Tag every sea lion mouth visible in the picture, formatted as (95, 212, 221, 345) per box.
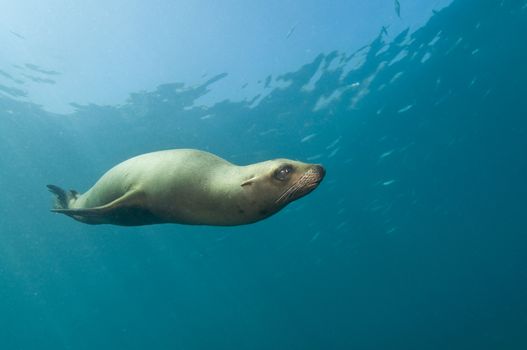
(275, 165, 325, 204)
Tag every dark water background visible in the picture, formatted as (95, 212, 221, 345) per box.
(1, 0, 526, 349)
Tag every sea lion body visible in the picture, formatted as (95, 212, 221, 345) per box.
(48, 149, 325, 226)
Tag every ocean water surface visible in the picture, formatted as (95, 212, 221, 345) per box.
(1, 0, 526, 349)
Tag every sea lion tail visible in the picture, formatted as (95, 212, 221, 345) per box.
(47, 184, 78, 210)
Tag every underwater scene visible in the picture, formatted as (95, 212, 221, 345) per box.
(0, 0, 526, 349)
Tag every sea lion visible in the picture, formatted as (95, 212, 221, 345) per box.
(47, 149, 325, 226)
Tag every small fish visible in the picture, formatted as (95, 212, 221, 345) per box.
(382, 180, 396, 186)
(381, 25, 389, 36)
(286, 22, 298, 39)
(336, 221, 348, 230)
(300, 133, 317, 143)
(10, 30, 25, 39)
(310, 231, 320, 242)
(397, 104, 413, 113)
(259, 128, 277, 136)
(307, 154, 323, 161)
(379, 150, 394, 159)
(325, 137, 341, 150)
(328, 147, 340, 158)
(386, 227, 397, 234)
(394, 0, 401, 18)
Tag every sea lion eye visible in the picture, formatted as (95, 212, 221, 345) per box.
(274, 165, 293, 181)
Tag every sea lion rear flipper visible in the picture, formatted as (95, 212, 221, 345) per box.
(47, 184, 79, 209)
(51, 189, 144, 217)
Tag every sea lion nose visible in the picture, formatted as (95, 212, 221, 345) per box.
(313, 165, 326, 179)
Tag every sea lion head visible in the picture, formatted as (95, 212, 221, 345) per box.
(239, 159, 325, 220)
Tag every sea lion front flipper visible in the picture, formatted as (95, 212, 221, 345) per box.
(51, 189, 144, 217)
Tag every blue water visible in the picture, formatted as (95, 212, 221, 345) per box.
(1, 0, 526, 349)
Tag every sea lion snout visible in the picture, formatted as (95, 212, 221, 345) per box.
(312, 165, 326, 180)
(305, 164, 326, 186)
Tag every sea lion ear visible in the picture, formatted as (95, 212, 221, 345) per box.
(241, 176, 257, 187)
